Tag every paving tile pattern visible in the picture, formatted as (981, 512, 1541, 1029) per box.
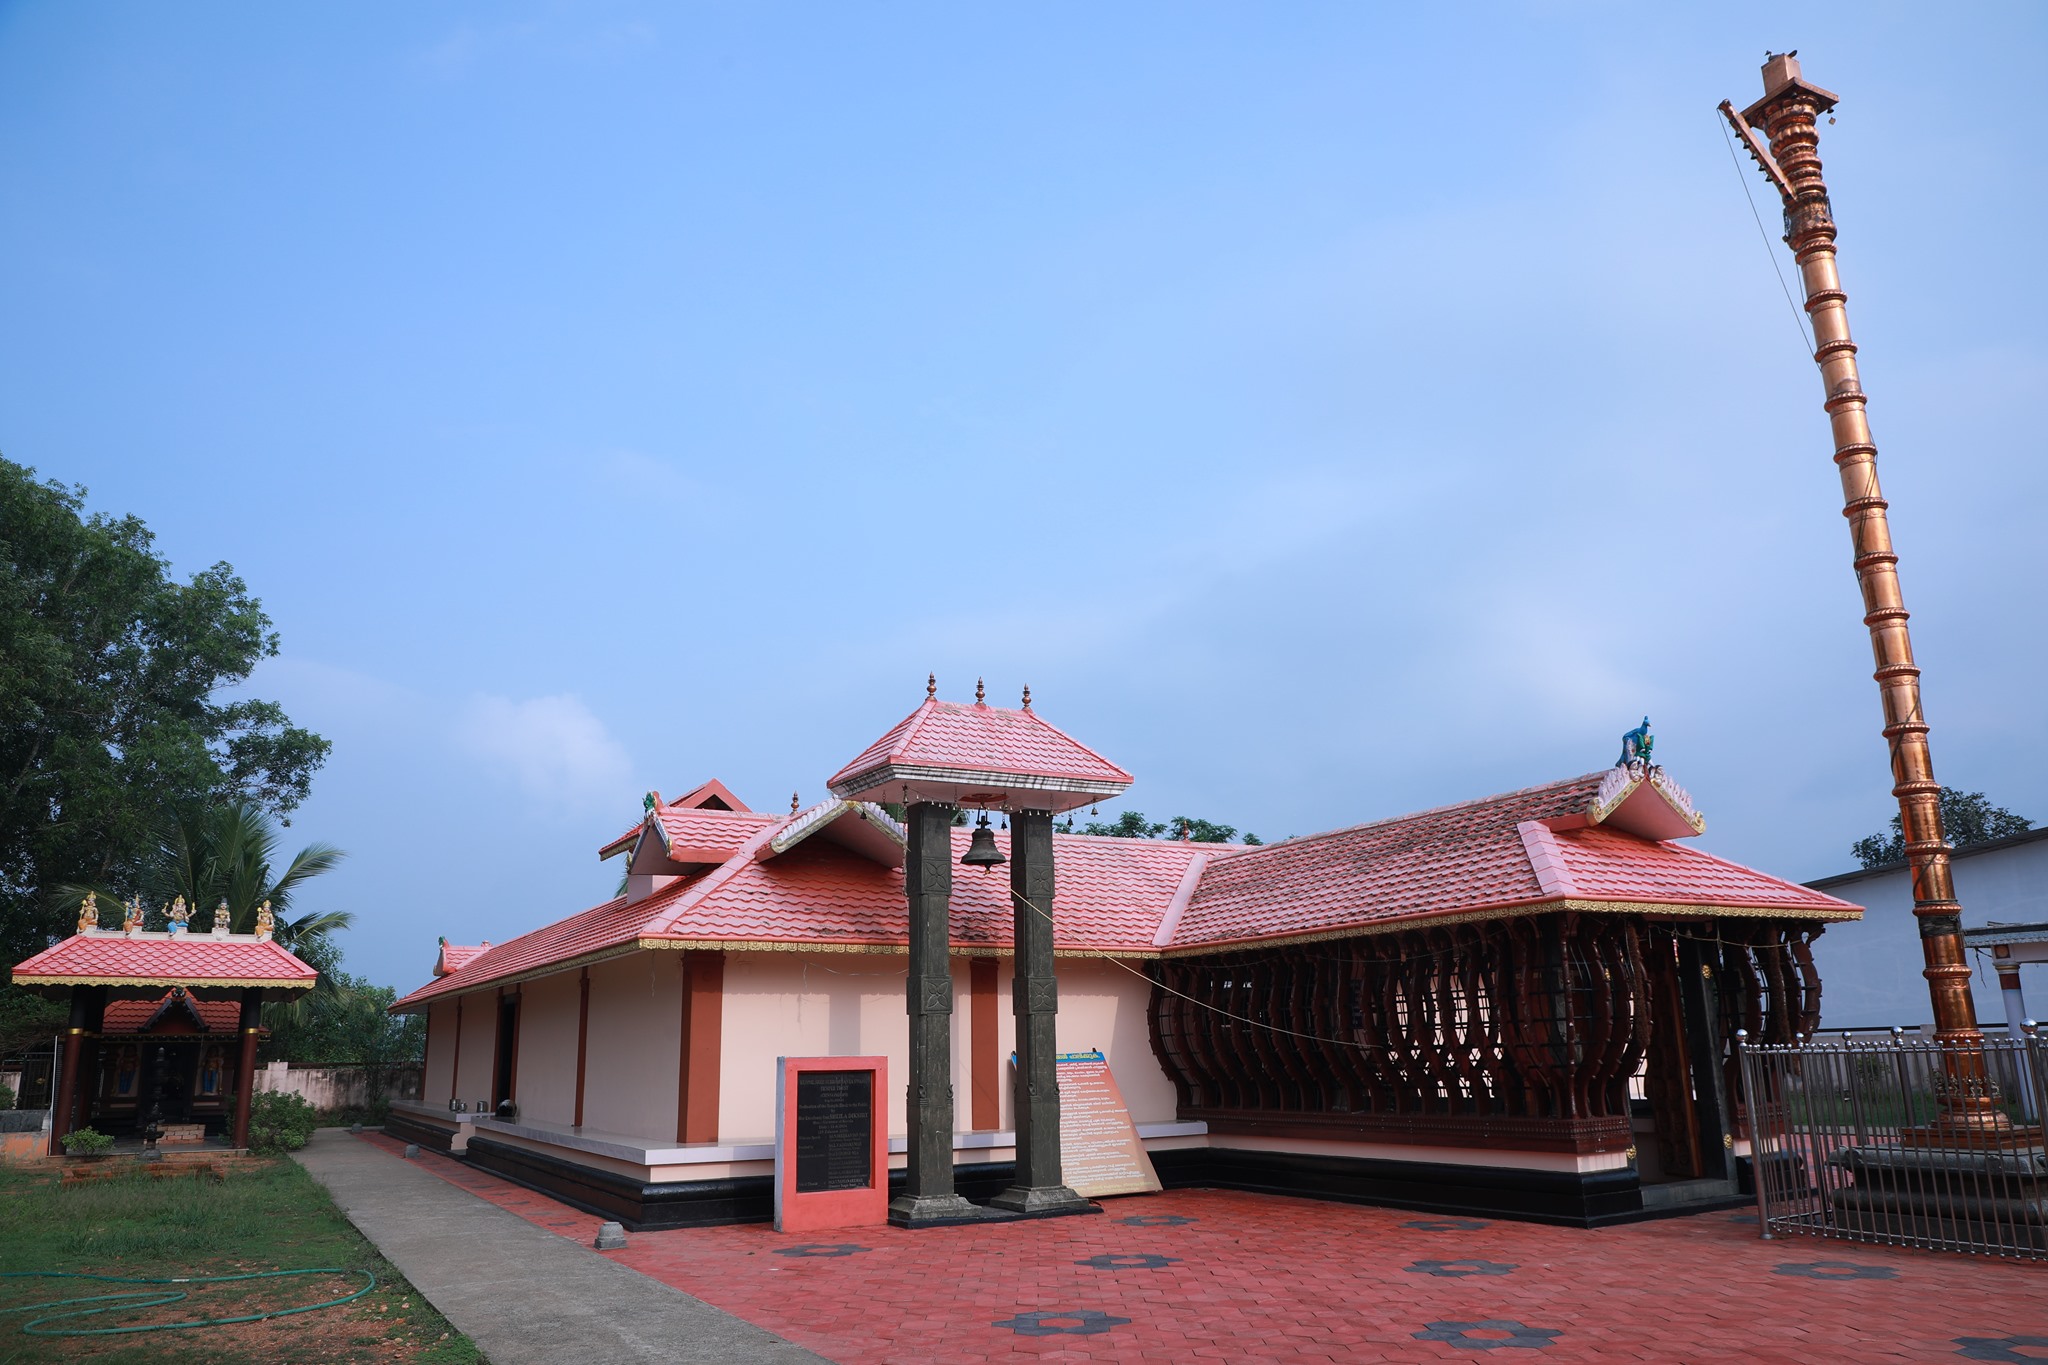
(355, 1134, 2045, 1363)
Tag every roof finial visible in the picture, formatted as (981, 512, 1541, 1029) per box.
(1021, 684, 1032, 711)
(791, 791, 801, 814)
(975, 677, 985, 704)
(926, 672, 937, 701)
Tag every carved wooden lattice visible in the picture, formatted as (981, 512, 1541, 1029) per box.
(1146, 913, 1823, 1155)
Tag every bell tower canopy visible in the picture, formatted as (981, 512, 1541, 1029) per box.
(826, 684, 1133, 815)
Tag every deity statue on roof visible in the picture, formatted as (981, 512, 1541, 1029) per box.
(123, 896, 144, 933)
(212, 899, 232, 935)
(255, 900, 275, 940)
(166, 896, 191, 932)
(77, 891, 100, 934)
(1616, 717, 1655, 771)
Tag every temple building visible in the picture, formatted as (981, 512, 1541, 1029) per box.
(384, 688, 1860, 1228)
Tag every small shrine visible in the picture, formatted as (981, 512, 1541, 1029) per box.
(11, 895, 317, 1153)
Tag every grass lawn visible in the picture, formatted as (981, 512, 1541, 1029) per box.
(0, 1156, 484, 1365)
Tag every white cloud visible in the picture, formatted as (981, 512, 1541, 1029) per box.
(454, 693, 634, 810)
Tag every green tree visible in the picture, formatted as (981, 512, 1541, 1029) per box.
(1077, 810, 1262, 845)
(1851, 788, 2033, 869)
(0, 459, 329, 965)
(261, 933, 423, 1066)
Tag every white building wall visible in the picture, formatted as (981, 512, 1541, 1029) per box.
(1807, 831, 2048, 1028)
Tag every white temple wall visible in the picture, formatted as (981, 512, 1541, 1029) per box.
(511, 969, 580, 1126)
(579, 952, 682, 1139)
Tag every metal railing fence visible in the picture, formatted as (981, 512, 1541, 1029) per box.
(1736, 1026, 2047, 1260)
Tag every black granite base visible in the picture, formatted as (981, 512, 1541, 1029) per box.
(1149, 1147, 1652, 1228)
(465, 1137, 1035, 1232)
(383, 1113, 460, 1155)
(460, 1134, 1679, 1230)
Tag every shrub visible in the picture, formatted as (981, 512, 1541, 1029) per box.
(247, 1091, 319, 1155)
(0, 1081, 15, 1110)
(60, 1126, 113, 1156)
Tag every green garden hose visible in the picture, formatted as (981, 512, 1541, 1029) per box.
(0, 1268, 375, 1337)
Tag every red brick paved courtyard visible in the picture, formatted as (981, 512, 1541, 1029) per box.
(358, 1134, 2044, 1362)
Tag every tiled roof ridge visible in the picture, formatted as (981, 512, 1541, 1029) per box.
(1213, 771, 1608, 861)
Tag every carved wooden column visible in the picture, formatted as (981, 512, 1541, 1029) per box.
(231, 988, 261, 1150)
(992, 809, 1088, 1214)
(890, 801, 976, 1225)
(47, 984, 104, 1155)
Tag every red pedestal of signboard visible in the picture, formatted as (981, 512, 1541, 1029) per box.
(774, 1055, 888, 1234)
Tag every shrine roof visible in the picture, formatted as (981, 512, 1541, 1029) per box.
(1170, 772, 1859, 952)
(393, 767, 1858, 1007)
(11, 931, 317, 990)
(826, 697, 1133, 802)
(104, 992, 241, 1033)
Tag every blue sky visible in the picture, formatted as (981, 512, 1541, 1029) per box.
(4, 4, 2043, 994)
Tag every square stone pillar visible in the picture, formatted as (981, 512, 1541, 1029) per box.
(991, 809, 1089, 1215)
(888, 802, 976, 1226)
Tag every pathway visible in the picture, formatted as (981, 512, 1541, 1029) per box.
(293, 1128, 826, 1365)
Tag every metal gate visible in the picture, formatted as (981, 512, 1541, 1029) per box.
(1736, 1027, 2047, 1259)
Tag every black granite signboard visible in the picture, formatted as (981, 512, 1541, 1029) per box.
(795, 1069, 873, 1194)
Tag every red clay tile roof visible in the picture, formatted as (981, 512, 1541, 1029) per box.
(651, 807, 779, 861)
(827, 699, 1134, 796)
(12, 933, 317, 989)
(392, 871, 718, 1011)
(647, 829, 1221, 956)
(1171, 773, 1858, 951)
(103, 993, 241, 1033)
(600, 781, 758, 857)
(395, 769, 1859, 1006)
(435, 943, 489, 977)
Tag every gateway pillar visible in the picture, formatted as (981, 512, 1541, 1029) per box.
(993, 809, 1088, 1214)
(889, 801, 977, 1225)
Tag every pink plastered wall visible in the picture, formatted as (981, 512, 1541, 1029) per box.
(714, 951, 1176, 1144)
(579, 952, 681, 1138)
(423, 999, 458, 1106)
(510, 969, 580, 1126)
(451, 992, 499, 1109)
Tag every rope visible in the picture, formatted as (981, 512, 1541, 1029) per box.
(0, 1268, 374, 1338)
(1719, 109, 1816, 358)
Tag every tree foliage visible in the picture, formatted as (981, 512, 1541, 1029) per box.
(0, 458, 329, 964)
(1076, 811, 1263, 845)
(263, 931, 423, 1066)
(1851, 788, 2033, 869)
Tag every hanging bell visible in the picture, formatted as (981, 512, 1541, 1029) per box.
(960, 813, 1006, 871)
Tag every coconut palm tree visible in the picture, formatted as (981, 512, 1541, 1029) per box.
(153, 801, 350, 946)
(55, 801, 350, 1030)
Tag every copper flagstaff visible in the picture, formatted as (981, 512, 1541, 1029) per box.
(1720, 53, 2021, 1139)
